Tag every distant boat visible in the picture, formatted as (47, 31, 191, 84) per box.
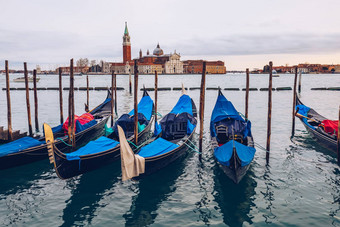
(13, 77, 40, 82)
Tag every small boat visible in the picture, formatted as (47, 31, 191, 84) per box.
(118, 88, 197, 180)
(43, 90, 154, 179)
(210, 90, 256, 184)
(13, 77, 40, 82)
(295, 96, 338, 152)
(0, 92, 111, 170)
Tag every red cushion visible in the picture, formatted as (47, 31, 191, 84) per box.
(62, 113, 94, 134)
(321, 120, 338, 135)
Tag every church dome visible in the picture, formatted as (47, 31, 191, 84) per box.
(153, 43, 163, 56)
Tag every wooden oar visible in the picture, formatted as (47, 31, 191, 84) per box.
(295, 112, 321, 124)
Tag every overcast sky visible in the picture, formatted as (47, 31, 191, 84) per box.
(1, 0, 340, 70)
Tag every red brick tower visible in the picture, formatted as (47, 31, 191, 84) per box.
(123, 22, 131, 63)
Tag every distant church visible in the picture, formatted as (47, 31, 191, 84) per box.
(109, 22, 184, 74)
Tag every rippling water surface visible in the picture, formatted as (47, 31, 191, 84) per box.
(0, 73, 339, 226)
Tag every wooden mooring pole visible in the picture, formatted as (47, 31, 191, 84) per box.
(266, 61, 273, 164)
(245, 68, 250, 120)
(111, 71, 115, 127)
(129, 70, 132, 94)
(86, 75, 89, 112)
(24, 62, 33, 136)
(199, 62, 207, 152)
(155, 71, 158, 123)
(337, 105, 340, 165)
(68, 59, 75, 148)
(298, 69, 302, 94)
(134, 60, 139, 144)
(5, 60, 12, 141)
(33, 69, 39, 132)
(291, 66, 298, 138)
(114, 73, 117, 116)
(59, 68, 64, 124)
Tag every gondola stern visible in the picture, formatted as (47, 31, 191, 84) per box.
(43, 123, 56, 166)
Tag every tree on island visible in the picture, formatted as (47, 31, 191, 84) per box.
(76, 58, 89, 67)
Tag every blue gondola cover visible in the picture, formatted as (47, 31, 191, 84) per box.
(214, 140, 256, 167)
(296, 104, 315, 129)
(138, 138, 179, 158)
(170, 94, 193, 116)
(210, 93, 251, 138)
(66, 136, 119, 161)
(75, 119, 97, 133)
(0, 137, 44, 157)
(129, 95, 153, 121)
(154, 121, 162, 136)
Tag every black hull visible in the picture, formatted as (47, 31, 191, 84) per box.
(0, 117, 108, 170)
(51, 117, 154, 179)
(137, 130, 196, 178)
(211, 137, 253, 184)
(296, 96, 337, 153)
(301, 121, 337, 151)
(217, 156, 250, 184)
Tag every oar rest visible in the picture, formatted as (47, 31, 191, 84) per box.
(216, 125, 229, 144)
(216, 124, 244, 144)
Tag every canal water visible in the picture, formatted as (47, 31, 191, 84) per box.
(0, 73, 339, 226)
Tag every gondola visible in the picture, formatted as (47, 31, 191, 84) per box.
(210, 90, 256, 184)
(118, 89, 197, 180)
(0, 91, 111, 170)
(295, 96, 338, 152)
(43, 90, 154, 179)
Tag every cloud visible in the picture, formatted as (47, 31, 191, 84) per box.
(170, 33, 340, 56)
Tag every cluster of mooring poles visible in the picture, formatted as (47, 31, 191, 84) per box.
(2, 59, 339, 165)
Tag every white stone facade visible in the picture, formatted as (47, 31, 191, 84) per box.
(164, 53, 183, 74)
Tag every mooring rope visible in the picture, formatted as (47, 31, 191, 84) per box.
(56, 137, 73, 147)
(183, 141, 201, 154)
(254, 142, 267, 152)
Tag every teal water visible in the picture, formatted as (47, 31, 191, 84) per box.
(0, 73, 339, 226)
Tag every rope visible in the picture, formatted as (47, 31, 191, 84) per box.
(183, 142, 201, 154)
(238, 112, 248, 121)
(56, 137, 73, 147)
(187, 139, 199, 151)
(127, 139, 151, 150)
(254, 142, 267, 152)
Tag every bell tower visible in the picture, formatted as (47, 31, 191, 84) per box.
(123, 22, 131, 63)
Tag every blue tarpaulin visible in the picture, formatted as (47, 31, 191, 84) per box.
(52, 124, 63, 134)
(170, 95, 193, 116)
(296, 104, 315, 129)
(66, 136, 119, 161)
(129, 95, 153, 121)
(138, 138, 179, 158)
(154, 121, 162, 136)
(214, 140, 256, 167)
(210, 92, 250, 138)
(75, 119, 97, 133)
(0, 137, 44, 157)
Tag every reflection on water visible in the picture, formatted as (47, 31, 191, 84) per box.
(61, 163, 121, 226)
(124, 152, 190, 227)
(213, 164, 256, 227)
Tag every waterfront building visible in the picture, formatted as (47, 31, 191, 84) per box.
(164, 52, 184, 74)
(183, 60, 226, 74)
